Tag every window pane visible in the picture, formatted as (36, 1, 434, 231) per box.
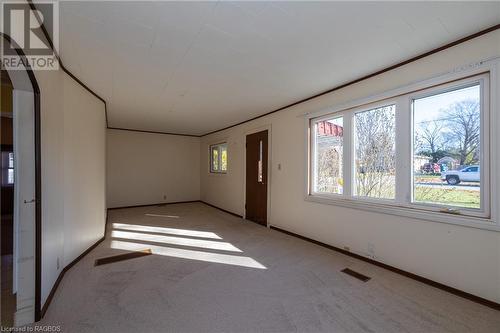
(211, 147, 219, 171)
(257, 140, 263, 182)
(8, 168, 14, 184)
(413, 84, 481, 209)
(354, 105, 396, 199)
(210, 143, 228, 173)
(313, 117, 343, 194)
(220, 144, 227, 172)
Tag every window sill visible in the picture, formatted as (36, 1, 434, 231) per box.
(305, 194, 500, 232)
(208, 172, 227, 176)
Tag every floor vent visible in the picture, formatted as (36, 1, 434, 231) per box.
(341, 268, 371, 282)
(95, 249, 152, 266)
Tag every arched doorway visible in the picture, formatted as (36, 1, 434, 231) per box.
(1, 32, 41, 326)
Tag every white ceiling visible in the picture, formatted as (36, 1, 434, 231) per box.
(58, 1, 500, 135)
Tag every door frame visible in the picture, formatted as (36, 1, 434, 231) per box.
(1, 32, 42, 323)
(243, 124, 272, 227)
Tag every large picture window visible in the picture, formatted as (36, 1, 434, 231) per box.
(210, 142, 228, 173)
(412, 84, 482, 210)
(309, 72, 490, 221)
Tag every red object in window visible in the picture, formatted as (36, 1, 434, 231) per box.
(317, 121, 343, 137)
(318, 122, 324, 134)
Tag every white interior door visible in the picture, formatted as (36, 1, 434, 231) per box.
(12, 89, 36, 326)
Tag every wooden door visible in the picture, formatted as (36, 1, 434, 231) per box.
(245, 130, 268, 226)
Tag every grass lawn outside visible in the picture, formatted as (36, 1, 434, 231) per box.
(355, 172, 480, 208)
(414, 186, 480, 209)
(414, 174, 442, 183)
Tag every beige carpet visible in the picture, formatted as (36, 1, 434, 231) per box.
(37, 202, 500, 332)
(1, 254, 16, 327)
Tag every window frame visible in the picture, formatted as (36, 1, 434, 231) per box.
(310, 99, 400, 206)
(7, 152, 14, 185)
(305, 64, 496, 231)
(209, 142, 228, 174)
(352, 102, 398, 202)
(310, 112, 346, 197)
(408, 76, 489, 218)
(1, 150, 14, 186)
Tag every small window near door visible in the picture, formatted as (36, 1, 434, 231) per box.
(1, 152, 14, 185)
(210, 143, 228, 173)
(258, 140, 263, 183)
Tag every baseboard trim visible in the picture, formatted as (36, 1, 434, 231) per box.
(107, 200, 200, 210)
(40, 234, 106, 318)
(270, 225, 500, 311)
(107, 200, 243, 219)
(200, 201, 243, 218)
(14, 306, 35, 327)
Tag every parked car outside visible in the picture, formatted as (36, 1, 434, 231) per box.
(421, 162, 440, 174)
(440, 165, 480, 185)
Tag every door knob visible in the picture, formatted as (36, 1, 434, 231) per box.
(23, 199, 36, 204)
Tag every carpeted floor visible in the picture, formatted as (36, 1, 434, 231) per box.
(1, 254, 16, 328)
(37, 202, 500, 332)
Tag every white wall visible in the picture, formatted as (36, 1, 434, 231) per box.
(35, 69, 106, 306)
(35, 68, 64, 307)
(106, 129, 200, 208)
(62, 75, 106, 265)
(201, 30, 500, 303)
